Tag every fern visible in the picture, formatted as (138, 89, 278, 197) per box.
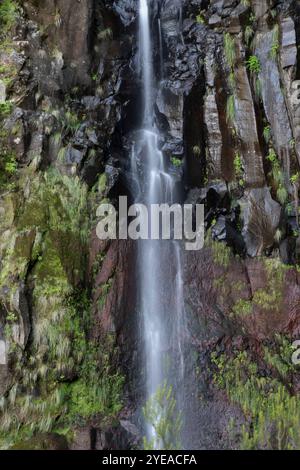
(246, 55, 261, 74)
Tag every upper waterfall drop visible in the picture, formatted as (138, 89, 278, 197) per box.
(139, 0, 153, 125)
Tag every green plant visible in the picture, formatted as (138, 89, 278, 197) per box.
(51, 107, 81, 143)
(289, 138, 295, 149)
(254, 77, 262, 98)
(228, 71, 236, 90)
(276, 184, 288, 205)
(224, 33, 236, 69)
(266, 149, 289, 206)
(263, 125, 271, 143)
(234, 153, 243, 177)
(196, 13, 205, 24)
(192, 145, 201, 157)
(4, 158, 17, 175)
(143, 382, 182, 450)
(0, 63, 17, 87)
(270, 25, 280, 60)
(0, 101, 12, 119)
(171, 157, 182, 167)
(0, 0, 18, 35)
(208, 237, 232, 268)
(54, 8, 62, 28)
(98, 28, 113, 41)
(274, 228, 283, 244)
(0, 128, 17, 188)
(244, 25, 254, 46)
(226, 95, 236, 124)
(246, 55, 261, 74)
(211, 349, 300, 449)
(267, 148, 278, 165)
(290, 173, 299, 185)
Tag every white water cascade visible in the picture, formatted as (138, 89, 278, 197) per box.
(131, 0, 188, 448)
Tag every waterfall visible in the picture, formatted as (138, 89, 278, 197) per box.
(139, 0, 153, 125)
(132, 0, 189, 449)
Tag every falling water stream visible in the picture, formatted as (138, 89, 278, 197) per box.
(131, 0, 188, 448)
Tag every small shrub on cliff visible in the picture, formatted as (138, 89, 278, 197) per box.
(0, 101, 12, 119)
(209, 239, 231, 268)
(290, 173, 299, 185)
(234, 153, 244, 182)
(224, 33, 236, 69)
(246, 55, 261, 74)
(196, 13, 205, 24)
(276, 184, 288, 205)
(266, 148, 288, 205)
(171, 157, 182, 167)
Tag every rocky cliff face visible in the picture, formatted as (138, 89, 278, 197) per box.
(0, 0, 300, 450)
